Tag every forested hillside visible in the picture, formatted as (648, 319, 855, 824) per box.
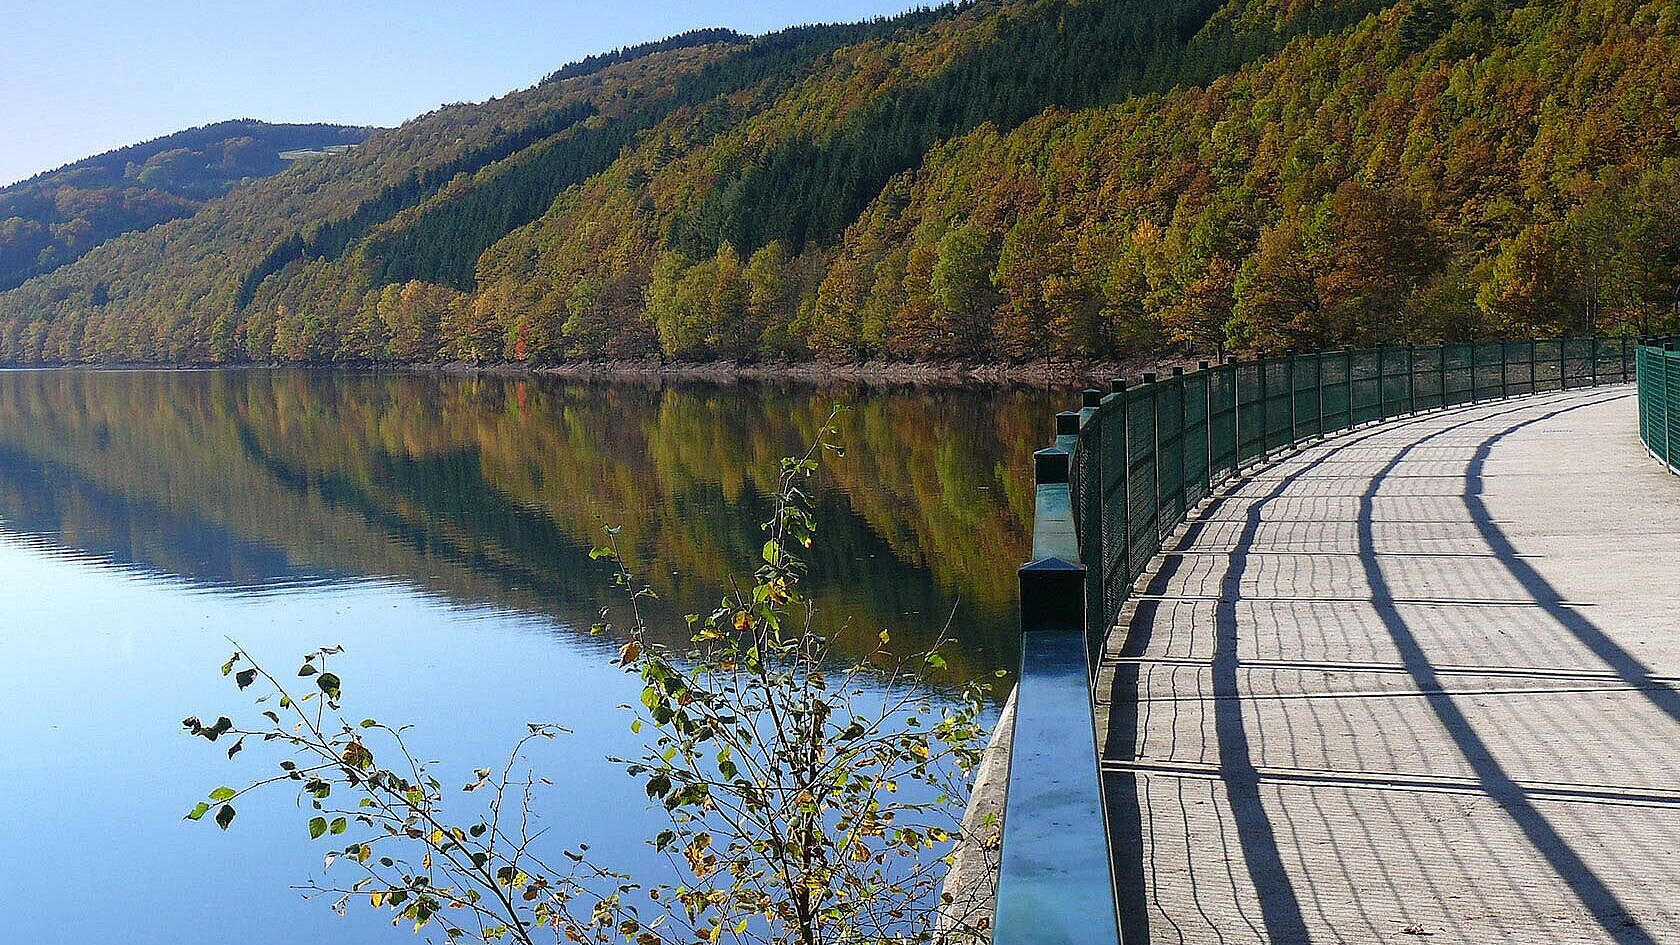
(2, 0, 1676, 365)
(0, 120, 372, 292)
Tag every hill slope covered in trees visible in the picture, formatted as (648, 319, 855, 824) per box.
(0, 120, 373, 293)
(1, 0, 1676, 365)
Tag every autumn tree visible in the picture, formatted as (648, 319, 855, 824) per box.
(1477, 224, 1572, 338)
(1313, 182, 1444, 346)
(994, 212, 1060, 358)
(930, 224, 999, 356)
(1231, 215, 1316, 353)
(1163, 256, 1236, 355)
(745, 241, 794, 357)
(708, 242, 752, 357)
(560, 277, 609, 358)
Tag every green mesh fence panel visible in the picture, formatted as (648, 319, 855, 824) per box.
(1157, 376, 1187, 530)
(1350, 350, 1381, 423)
(1443, 343, 1473, 405)
(1320, 350, 1350, 429)
(1264, 360, 1292, 452)
(1472, 341, 1504, 399)
(1638, 344, 1680, 474)
(1236, 361, 1265, 463)
(1126, 392, 1159, 580)
(1292, 354, 1322, 439)
(1410, 346, 1439, 409)
(1564, 337, 1594, 387)
(1183, 371, 1212, 508)
(1535, 339, 1564, 390)
(1504, 342, 1533, 396)
(1070, 406, 1102, 634)
(1097, 396, 1129, 629)
(1599, 338, 1630, 383)
(1209, 366, 1238, 482)
(1056, 333, 1675, 641)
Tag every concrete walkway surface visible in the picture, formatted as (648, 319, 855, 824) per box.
(1095, 387, 1680, 944)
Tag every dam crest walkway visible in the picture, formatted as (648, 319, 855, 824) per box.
(1093, 386, 1680, 944)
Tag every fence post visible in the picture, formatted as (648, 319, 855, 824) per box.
(1591, 336, 1600, 387)
(1081, 388, 1103, 630)
(1381, 347, 1393, 419)
(1286, 354, 1298, 444)
(1406, 344, 1417, 415)
(1559, 336, 1568, 390)
(1111, 379, 1132, 589)
(1313, 352, 1325, 436)
(1199, 361, 1213, 497)
(1438, 341, 1451, 408)
(1226, 356, 1240, 471)
(1345, 348, 1355, 424)
(1530, 337, 1538, 393)
(1257, 359, 1269, 455)
(1144, 373, 1160, 545)
(1173, 366, 1188, 511)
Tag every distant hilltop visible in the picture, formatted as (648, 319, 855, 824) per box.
(1, 2, 1676, 367)
(0, 120, 375, 293)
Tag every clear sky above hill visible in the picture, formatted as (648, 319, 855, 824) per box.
(0, 0, 922, 187)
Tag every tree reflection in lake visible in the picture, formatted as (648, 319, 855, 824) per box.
(0, 368, 1055, 683)
(0, 368, 1065, 944)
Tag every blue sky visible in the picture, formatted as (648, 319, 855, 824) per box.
(0, 0, 923, 187)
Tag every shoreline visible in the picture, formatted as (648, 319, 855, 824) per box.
(479, 357, 1170, 387)
(1, 356, 1197, 389)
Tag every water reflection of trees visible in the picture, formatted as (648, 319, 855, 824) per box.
(0, 370, 1051, 681)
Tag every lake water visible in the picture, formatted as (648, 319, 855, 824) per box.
(0, 369, 1051, 943)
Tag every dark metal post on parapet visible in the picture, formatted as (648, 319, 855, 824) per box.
(996, 439, 1122, 945)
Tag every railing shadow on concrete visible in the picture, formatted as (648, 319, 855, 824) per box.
(997, 333, 1678, 945)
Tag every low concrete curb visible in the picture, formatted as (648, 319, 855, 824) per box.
(937, 686, 1015, 945)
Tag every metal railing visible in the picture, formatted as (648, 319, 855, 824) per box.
(1637, 342, 1680, 474)
(1002, 333, 1669, 945)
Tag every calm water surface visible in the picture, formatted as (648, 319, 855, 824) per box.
(0, 369, 1052, 943)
